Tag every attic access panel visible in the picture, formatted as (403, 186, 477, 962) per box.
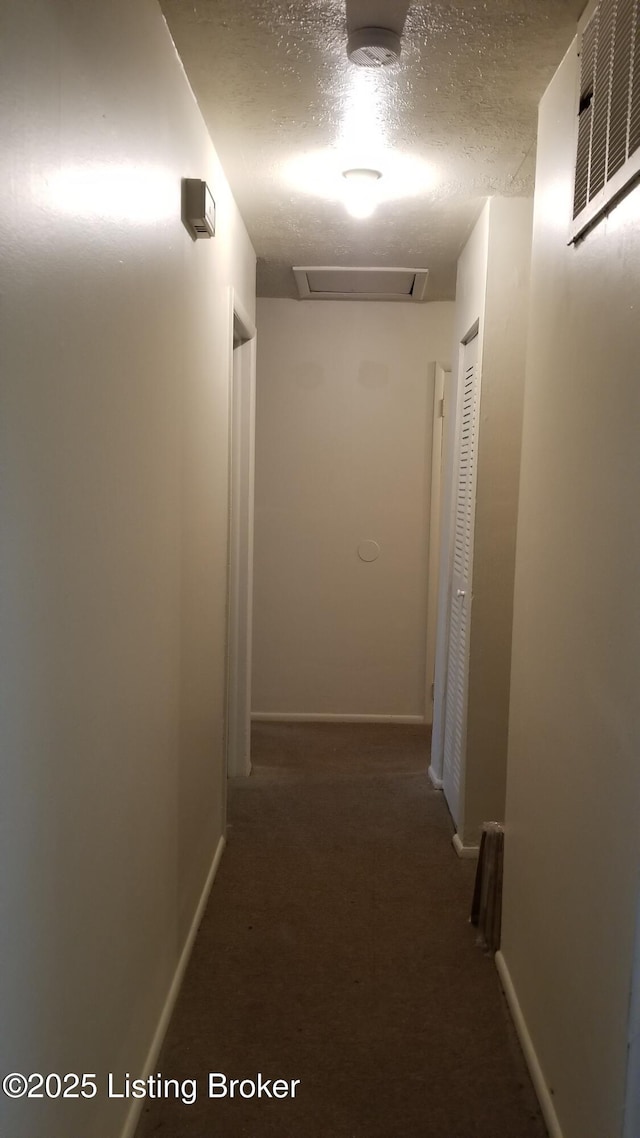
(571, 0, 640, 242)
(293, 266, 429, 301)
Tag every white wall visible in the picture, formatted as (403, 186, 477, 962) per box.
(252, 298, 454, 721)
(0, 4, 255, 1137)
(463, 196, 533, 843)
(500, 40, 640, 1138)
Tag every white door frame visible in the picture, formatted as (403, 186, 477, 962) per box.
(226, 290, 256, 779)
(425, 363, 451, 727)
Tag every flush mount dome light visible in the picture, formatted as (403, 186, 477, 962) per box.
(342, 168, 382, 219)
(347, 27, 401, 67)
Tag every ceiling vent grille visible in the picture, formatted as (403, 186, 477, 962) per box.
(572, 0, 640, 241)
(292, 266, 429, 302)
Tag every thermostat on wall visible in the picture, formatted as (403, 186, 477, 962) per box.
(184, 178, 215, 239)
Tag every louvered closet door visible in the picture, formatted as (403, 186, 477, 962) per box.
(442, 334, 480, 828)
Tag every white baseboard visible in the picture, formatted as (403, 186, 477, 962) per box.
(251, 712, 426, 724)
(428, 764, 443, 789)
(495, 951, 564, 1138)
(119, 835, 226, 1138)
(452, 832, 480, 859)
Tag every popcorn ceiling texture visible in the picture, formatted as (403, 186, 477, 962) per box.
(160, 0, 585, 299)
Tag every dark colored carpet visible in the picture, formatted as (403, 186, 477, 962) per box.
(135, 723, 547, 1138)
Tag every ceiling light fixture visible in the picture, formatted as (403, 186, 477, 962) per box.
(284, 150, 436, 207)
(342, 168, 382, 219)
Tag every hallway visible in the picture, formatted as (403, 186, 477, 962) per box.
(135, 724, 547, 1138)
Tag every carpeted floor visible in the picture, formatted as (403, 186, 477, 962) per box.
(135, 722, 547, 1138)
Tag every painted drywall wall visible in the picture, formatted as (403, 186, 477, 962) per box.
(501, 41, 640, 1138)
(252, 298, 454, 720)
(0, 4, 255, 1137)
(463, 197, 533, 843)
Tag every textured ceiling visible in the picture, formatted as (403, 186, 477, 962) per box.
(160, 0, 586, 299)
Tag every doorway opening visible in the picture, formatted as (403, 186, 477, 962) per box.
(226, 293, 256, 779)
(425, 363, 451, 726)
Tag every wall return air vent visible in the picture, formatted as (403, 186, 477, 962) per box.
(292, 266, 429, 302)
(572, 0, 640, 241)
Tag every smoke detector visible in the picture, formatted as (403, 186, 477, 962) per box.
(347, 27, 401, 67)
